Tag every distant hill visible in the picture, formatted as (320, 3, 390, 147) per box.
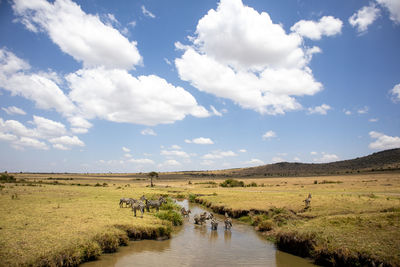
(181, 148, 400, 178)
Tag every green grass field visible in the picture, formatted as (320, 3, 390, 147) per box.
(1, 172, 399, 266)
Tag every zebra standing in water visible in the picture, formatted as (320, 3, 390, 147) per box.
(224, 212, 232, 230)
(211, 218, 218, 230)
(181, 207, 191, 217)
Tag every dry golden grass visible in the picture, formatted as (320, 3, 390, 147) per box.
(184, 173, 400, 265)
(0, 183, 172, 266)
(1, 172, 399, 266)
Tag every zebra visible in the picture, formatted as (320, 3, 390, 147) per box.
(145, 196, 167, 212)
(303, 193, 312, 210)
(224, 212, 232, 230)
(119, 197, 133, 208)
(194, 212, 213, 225)
(181, 207, 191, 217)
(211, 218, 218, 230)
(132, 201, 146, 218)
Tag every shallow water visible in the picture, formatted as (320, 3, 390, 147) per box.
(82, 200, 315, 267)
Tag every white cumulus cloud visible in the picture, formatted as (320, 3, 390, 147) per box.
(185, 137, 214, 145)
(377, 0, 400, 24)
(244, 158, 264, 166)
(158, 159, 181, 169)
(349, 3, 380, 33)
(262, 130, 276, 140)
(0, 49, 76, 116)
(307, 104, 331, 115)
(291, 16, 343, 40)
(313, 153, 339, 163)
(369, 131, 400, 150)
(141, 128, 157, 136)
(389, 83, 400, 102)
(122, 146, 130, 152)
(32, 115, 67, 138)
(2, 106, 26, 115)
(161, 150, 190, 158)
(175, 0, 322, 116)
(66, 68, 210, 126)
(12, 0, 142, 69)
(49, 135, 85, 149)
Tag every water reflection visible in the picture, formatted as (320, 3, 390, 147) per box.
(82, 200, 315, 267)
(224, 230, 231, 244)
(209, 230, 218, 243)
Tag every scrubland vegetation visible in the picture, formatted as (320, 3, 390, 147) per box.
(1, 171, 399, 266)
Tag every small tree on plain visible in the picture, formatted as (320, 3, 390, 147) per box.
(149, 171, 158, 187)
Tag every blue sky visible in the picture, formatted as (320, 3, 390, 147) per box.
(0, 0, 399, 173)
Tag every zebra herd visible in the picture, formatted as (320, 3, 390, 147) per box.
(120, 195, 233, 230)
(183, 207, 232, 231)
(119, 195, 166, 218)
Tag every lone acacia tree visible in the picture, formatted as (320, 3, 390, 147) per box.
(148, 171, 158, 187)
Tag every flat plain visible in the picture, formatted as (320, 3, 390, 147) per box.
(1, 171, 399, 266)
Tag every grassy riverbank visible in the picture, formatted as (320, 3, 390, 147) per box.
(187, 173, 400, 266)
(0, 181, 174, 266)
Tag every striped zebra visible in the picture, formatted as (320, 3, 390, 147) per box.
(145, 196, 167, 212)
(132, 201, 146, 218)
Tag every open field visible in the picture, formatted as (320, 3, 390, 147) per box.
(0, 180, 175, 267)
(184, 173, 400, 266)
(1, 172, 400, 266)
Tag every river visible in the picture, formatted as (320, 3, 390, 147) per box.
(82, 200, 316, 266)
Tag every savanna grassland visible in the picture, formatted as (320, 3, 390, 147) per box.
(1, 171, 400, 266)
(184, 173, 400, 266)
(0, 175, 177, 267)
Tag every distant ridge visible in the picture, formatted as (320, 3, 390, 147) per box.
(184, 148, 400, 178)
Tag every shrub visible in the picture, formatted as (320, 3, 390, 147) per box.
(160, 198, 180, 211)
(247, 182, 258, 187)
(238, 216, 252, 224)
(188, 194, 197, 202)
(220, 179, 245, 187)
(256, 219, 274, 231)
(176, 194, 186, 199)
(0, 173, 16, 183)
(155, 210, 183, 226)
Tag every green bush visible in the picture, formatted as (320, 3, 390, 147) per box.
(257, 219, 274, 231)
(238, 216, 252, 224)
(188, 194, 197, 202)
(176, 194, 186, 199)
(155, 210, 183, 226)
(0, 173, 16, 183)
(220, 179, 245, 187)
(160, 198, 180, 211)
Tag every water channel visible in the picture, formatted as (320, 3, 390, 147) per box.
(82, 200, 316, 267)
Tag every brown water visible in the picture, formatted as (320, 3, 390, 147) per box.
(82, 200, 316, 267)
